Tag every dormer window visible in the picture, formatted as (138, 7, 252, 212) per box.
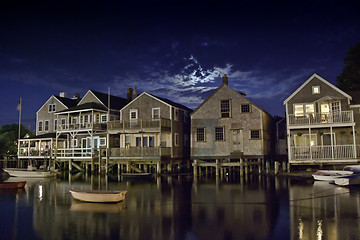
(312, 86, 320, 94)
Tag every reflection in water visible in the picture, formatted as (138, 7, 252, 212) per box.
(1, 174, 360, 239)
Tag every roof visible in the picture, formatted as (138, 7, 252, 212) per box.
(191, 83, 270, 116)
(148, 93, 193, 112)
(54, 96, 80, 108)
(283, 73, 352, 104)
(56, 102, 107, 114)
(22, 133, 66, 140)
(90, 90, 128, 110)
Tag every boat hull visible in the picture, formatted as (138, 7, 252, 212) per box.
(0, 181, 26, 189)
(3, 168, 56, 178)
(312, 170, 353, 182)
(69, 189, 127, 203)
(334, 174, 360, 186)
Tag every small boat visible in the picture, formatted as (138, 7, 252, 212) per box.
(3, 168, 58, 178)
(69, 189, 127, 203)
(343, 165, 360, 173)
(334, 174, 360, 186)
(0, 181, 26, 189)
(312, 170, 354, 182)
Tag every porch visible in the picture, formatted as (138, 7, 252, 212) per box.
(288, 111, 354, 127)
(107, 118, 171, 133)
(290, 145, 358, 163)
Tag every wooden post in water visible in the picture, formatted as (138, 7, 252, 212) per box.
(274, 161, 279, 174)
(215, 159, 220, 177)
(240, 159, 243, 176)
(69, 159, 72, 172)
(193, 160, 198, 177)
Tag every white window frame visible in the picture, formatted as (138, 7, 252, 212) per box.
(54, 119, 57, 131)
(152, 107, 160, 119)
(44, 120, 49, 131)
(99, 137, 106, 146)
(215, 127, 225, 141)
(196, 128, 206, 142)
(294, 133, 317, 147)
(130, 109, 138, 120)
(101, 114, 108, 123)
(250, 130, 260, 139)
(38, 121, 43, 132)
(294, 103, 315, 117)
(48, 103, 56, 113)
(312, 86, 320, 94)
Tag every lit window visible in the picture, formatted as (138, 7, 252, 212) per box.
(312, 86, 320, 94)
(221, 100, 231, 118)
(215, 127, 225, 141)
(251, 130, 260, 139)
(196, 128, 205, 142)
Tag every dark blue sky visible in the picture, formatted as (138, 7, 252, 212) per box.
(1, 0, 360, 131)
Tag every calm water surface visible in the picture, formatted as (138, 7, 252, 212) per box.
(1, 173, 360, 240)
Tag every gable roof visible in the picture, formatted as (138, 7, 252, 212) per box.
(190, 83, 269, 116)
(36, 95, 78, 114)
(121, 92, 192, 112)
(56, 102, 107, 114)
(78, 90, 127, 110)
(283, 73, 352, 105)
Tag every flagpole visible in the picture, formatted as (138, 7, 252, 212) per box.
(18, 97, 22, 140)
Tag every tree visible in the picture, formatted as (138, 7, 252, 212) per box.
(0, 124, 34, 156)
(336, 42, 360, 91)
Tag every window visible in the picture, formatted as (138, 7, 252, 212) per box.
(130, 109, 138, 120)
(61, 118, 66, 125)
(125, 135, 131, 147)
(136, 137, 141, 147)
(84, 115, 89, 123)
(174, 108, 179, 121)
(44, 120, 49, 131)
(221, 100, 231, 118)
(96, 114, 100, 123)
(54, 119, 57, 131)
(241, 104, 250, 113)
(73, 117, 77, 124)
(101, 114, 108, 123)
(295, 134, 316, 147)
(294, 103, 315, 117)
(48, 104, 56, 113)
(149, 136, 155, 147)
(175, 133, 179, 146)
(250, 130, 260, 139)
(115, 138, 120, 147)
(215, 127, 225, 141)
(143, 137, 148, 147)
(38, 121, 43, 132)
(71, 139, 78, 147)
(99, 138, 106, 146)
(152, 108, 160, 119)
(196, 128, 205, 142)
(312, 86, 320, 94)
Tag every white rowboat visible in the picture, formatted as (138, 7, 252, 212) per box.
(3, 168, 57, 178)
(312, 170, 354, 182)
(334, 174, 360, 186)
(69, 189, 127, 203)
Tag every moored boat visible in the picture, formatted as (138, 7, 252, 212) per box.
(69, 189, 127, 203)
(343, 165, 360, 173)
(334, 174, 360, 186)
(0, 181, 26, 189)
(3, 168, 58, 178)
(312, 170, 354, 182)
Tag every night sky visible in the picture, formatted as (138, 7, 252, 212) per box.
(1, 0, 360, 131)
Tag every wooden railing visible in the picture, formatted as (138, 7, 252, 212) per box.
(55, 148, 98, 158)
(57, 123, 107, 131)
(108, 118, 171, 131)
(290, 145, 356, 160)
(109, 147, 171, 158)
(288, 111, 354, 126)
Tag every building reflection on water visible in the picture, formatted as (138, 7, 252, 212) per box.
(3, 173, 360, 239)
(289, 180, 360, 240)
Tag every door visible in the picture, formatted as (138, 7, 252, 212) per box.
(231, 130, 243, 152)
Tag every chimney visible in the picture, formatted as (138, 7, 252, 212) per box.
(127, 88, 133, 103)
(222, 74, 228, 85)
(72, 93, 80, 100)
(133, 85, 139, 99)
(59, 92, 67, 98)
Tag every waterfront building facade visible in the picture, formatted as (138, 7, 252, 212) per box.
(17, 93, 79, 163)
(191, 75, 274, 168)
(107, 92, 191, 173)
(283, 73, 357, 166)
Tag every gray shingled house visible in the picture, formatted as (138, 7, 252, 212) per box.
(191, 75, 274, 167)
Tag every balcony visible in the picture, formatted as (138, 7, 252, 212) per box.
(109, 147, 171, 158)
(108, 118, 171, 132)
(290, 145, 356, 162)
(57, 123, 107, 131)
(288, 111, 354, 127)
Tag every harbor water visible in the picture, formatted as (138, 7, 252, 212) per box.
(1, 173, 360, 240)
